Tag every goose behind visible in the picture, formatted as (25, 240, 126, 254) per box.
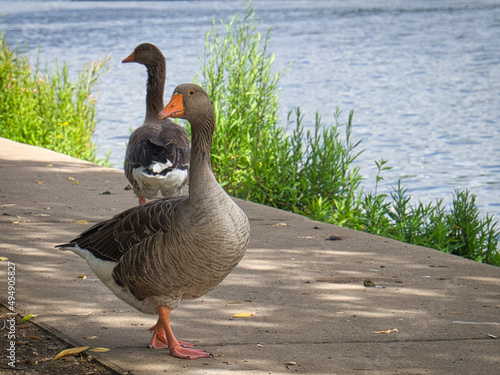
(123, 43, 190, 204)
(57, 83, 250, 359)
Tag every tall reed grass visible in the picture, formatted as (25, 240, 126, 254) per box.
(0, 32, 109, 165)
(197, 3, 500, 266)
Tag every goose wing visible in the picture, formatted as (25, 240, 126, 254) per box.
(57, 197, 185, 262)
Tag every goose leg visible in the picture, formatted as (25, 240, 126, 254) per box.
(148, 321, 196, 349)
(138, 195, 147, 205)
(155, 306, 212, 359)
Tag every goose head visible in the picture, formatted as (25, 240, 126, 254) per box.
(122, 43, 164, 66)
(158, 84, 212, 124)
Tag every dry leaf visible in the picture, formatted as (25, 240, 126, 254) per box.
(67, 177, 75, 181)
(85, 336, 97, 340)
(77, 275, 87, 279)
(89, 347, 111, 353)
(53, 346, 89, 360)
(46, 164, 53, 167)
(0, 257, 8, 261)
(75, 220, 88, 224)
(297, 235, 315, 239)
(12, 221, 19, 224)
(372, 328, 398, 334)
(232, 312, 258, 318)
(272, 222, 287, 227)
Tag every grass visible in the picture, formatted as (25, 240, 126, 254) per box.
(196, 2, 500, 266)
(0, 32, 110, 165)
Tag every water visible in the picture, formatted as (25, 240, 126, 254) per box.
(2, 0, 500, 219)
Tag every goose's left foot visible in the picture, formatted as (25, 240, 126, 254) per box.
(153, 307, 212, 359)
(148, 321, 196, 349)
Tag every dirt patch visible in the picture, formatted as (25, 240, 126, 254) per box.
(0, 304, 120, 375)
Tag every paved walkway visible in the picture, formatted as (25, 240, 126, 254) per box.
(0, 137, 499, 374)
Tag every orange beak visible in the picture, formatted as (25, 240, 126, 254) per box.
(122, 52, 135, 63)
(158, 93, 184, 120)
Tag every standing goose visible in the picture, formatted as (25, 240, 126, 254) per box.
(123, 43, 190, 205)
(57, 83, 250, 359)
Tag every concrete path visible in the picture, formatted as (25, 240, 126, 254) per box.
(0, 137, 499, 374)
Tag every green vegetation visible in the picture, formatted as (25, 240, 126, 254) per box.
(197, 3, 500, 266)
(0, 32, 109, 165)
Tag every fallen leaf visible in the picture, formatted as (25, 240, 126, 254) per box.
(77, 275, 87, 279)
(232, 312, 258, 318)
(372, 328, 398, 334)
(272, 222, 287, 227)
(46, 164, 53, 167)
(53, 346, 89, 360)
(35, 180, 44, 184)
(21, 314, 38, 322)
(67, 177, 75, 181)
(364, 279, 375, 287)
(12, 221, 19, 224)
(297, 235, 315, 239)
(85, 336, 97, 340)
(0, 257, 8, 261)
(75, 220, 88, 224)
(89, 347, 111, 353)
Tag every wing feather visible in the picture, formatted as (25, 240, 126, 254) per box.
(56, 197, 185, 262)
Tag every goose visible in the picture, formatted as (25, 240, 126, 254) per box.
(57, 83, 250, 359)
(122, 43, 190, 205)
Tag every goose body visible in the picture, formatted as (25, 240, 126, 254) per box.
(123, 43, 190, 204)
(57, 84, 250, 359)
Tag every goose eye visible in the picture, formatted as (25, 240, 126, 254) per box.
(189, 89, 195, 96)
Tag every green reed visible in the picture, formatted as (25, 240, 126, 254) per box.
(0, 32, 109, 165)
(197, 2, 500, 266)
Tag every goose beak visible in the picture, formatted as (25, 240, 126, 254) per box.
(158, 93, 184, 119)
(122, 52, 135, 63)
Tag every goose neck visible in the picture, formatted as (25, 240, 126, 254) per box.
(145, 61, 166, 121)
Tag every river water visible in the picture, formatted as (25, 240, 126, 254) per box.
(2, 0, 500, 219)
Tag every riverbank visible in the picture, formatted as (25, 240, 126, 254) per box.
(1, 136, 499, 374)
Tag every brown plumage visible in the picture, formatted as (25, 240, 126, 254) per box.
(123, 43, 190, 205)
(57, 83, 250, 359)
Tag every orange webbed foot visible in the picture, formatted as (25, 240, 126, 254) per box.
(148, 321, 198, 350)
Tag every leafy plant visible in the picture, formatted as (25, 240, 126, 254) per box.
(0, 32, 110, 165)
(196, 2, 500, 266)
